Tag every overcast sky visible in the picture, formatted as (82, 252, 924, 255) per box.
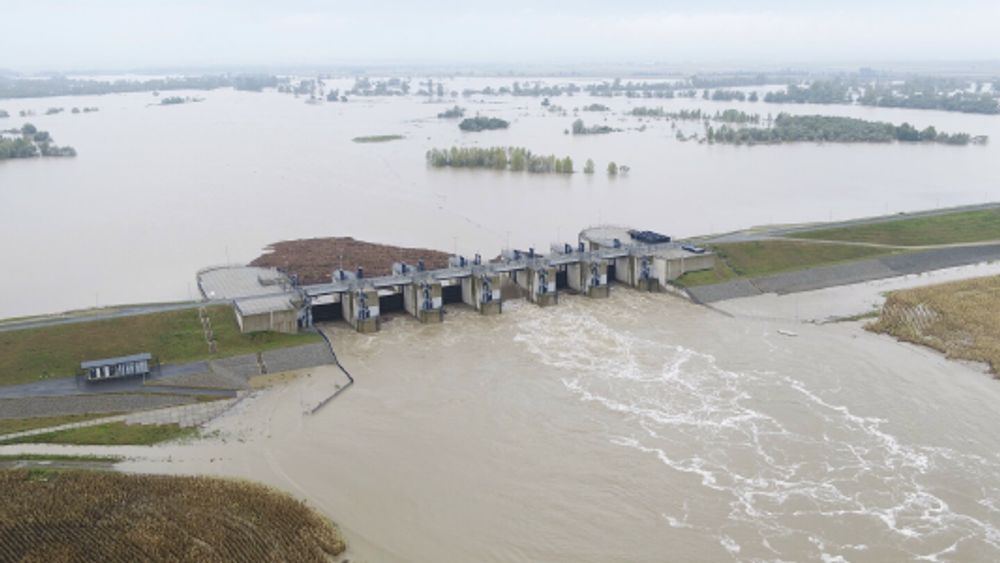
(5, 0, 1000, 72)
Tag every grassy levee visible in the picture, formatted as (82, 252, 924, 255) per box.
(0, 422, 196, 446)
(868, 275, 1000, 375)
(0, 470, 345, 561)
(0, 413, 119, 436)
(675, 240, 896, 287)
(0, 305, 320, 387)
(796, 208, 1000, 246)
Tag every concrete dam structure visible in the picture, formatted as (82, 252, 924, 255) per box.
(197, 227, 715, 334)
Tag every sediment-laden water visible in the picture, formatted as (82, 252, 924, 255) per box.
(111, 290, 1000, 562)
(2, 78, 999, 317)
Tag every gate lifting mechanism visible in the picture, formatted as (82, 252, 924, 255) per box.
(356, 289, 371, 320)
(590, 262, 601, 288)
(420, 282, 434, 311)
(481, 275, 493, 303)
(640, 257, 651, 281)
(538, 270, 549, 294)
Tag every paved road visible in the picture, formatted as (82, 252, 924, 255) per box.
(0, 361, 228, 400)
(0, 300, 231, 333)
(688, 243, 1000, 303)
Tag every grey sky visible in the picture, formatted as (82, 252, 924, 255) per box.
(5, 0, 1000, 71)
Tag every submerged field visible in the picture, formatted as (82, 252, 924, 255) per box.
(869, 275, 1000, 374)
(0, 470, 345, 562)
(0, 306, 319, 387)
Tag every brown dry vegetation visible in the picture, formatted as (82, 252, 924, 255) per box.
(868, 275, 1000, 374)
(251, 236, 451, 284)
(0, 470, 345, 562)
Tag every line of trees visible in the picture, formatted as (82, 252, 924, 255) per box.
(706, 114, 984, 145)
(571, 118, 614, 135)
(0, 74, 278, 99)
(459, 116, 509, 132)
(704, 89, 747, 102)
(764, 81, 852, 104)
(426, 146, 573, 174)
(0, 123, 76, 159)
(437, 105, 465, 118)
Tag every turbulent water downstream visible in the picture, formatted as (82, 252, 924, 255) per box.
(109, 289, 1000, 562)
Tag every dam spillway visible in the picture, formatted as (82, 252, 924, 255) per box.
(197, 227, 716, 334)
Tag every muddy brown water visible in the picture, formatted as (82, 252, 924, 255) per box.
(103, 289, 1000, 562)
(2, 78, 1000, 318)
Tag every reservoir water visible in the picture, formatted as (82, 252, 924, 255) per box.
(1, 77, 999, 318)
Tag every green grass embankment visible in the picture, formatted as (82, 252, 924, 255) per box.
(796, 208, 1000, 246)
(0, 305, 319, 387)
(675, 240, 897, 287)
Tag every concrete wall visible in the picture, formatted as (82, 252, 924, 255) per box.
(462, 273, 502, 314)
(237, 309, 298, 334)
(656, 254, 715, 283)
(404, 281, 443, 323)
(515, 265, 558, 306)
(567, 260, 609, 298)
(343, 288, 380, 333)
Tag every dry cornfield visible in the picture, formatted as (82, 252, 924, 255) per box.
(868, 274, 1000, 375)
(0, 470, 345, 562)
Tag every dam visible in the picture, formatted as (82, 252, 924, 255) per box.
(197, 227, 715, 334)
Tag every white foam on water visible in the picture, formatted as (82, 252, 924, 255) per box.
(513, 301, 1000, 560)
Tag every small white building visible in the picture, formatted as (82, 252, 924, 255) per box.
(234, 295, 300, 334)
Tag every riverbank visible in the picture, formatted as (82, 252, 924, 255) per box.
(868, 274, 1000, 375)
(6, 268, 1000, 561)
(0, 469, 345, 562)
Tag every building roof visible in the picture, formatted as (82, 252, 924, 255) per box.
(198, 266, 293, 300)
(235, 294, 298, 316)
(81, 353, 152, 369)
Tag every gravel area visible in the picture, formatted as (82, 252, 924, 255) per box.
(752, 259, 897, 295)
(0, 394, 195, 419)
(263, 343, 334, 374)
(687, 279, 761, 303)
(152, 369, 250, 390)
(210, 354, 262, 380)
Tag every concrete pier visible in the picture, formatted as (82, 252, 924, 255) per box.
(343, 288, 380, 333)
(404, 280, 443, 323)
(216, 225, 717, 335)
(516, 264, 558, 306)
(462, 272, 502, 315)
(567, 260, 609, 298)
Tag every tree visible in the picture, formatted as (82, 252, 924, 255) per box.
(583, 158, 595, 174)
(21, 123, 37, 135)
(561, 157, 573, 173)
(572, 118, 585, 135)
(607, 162, 618, 175)
(510, 149, 526, 171)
